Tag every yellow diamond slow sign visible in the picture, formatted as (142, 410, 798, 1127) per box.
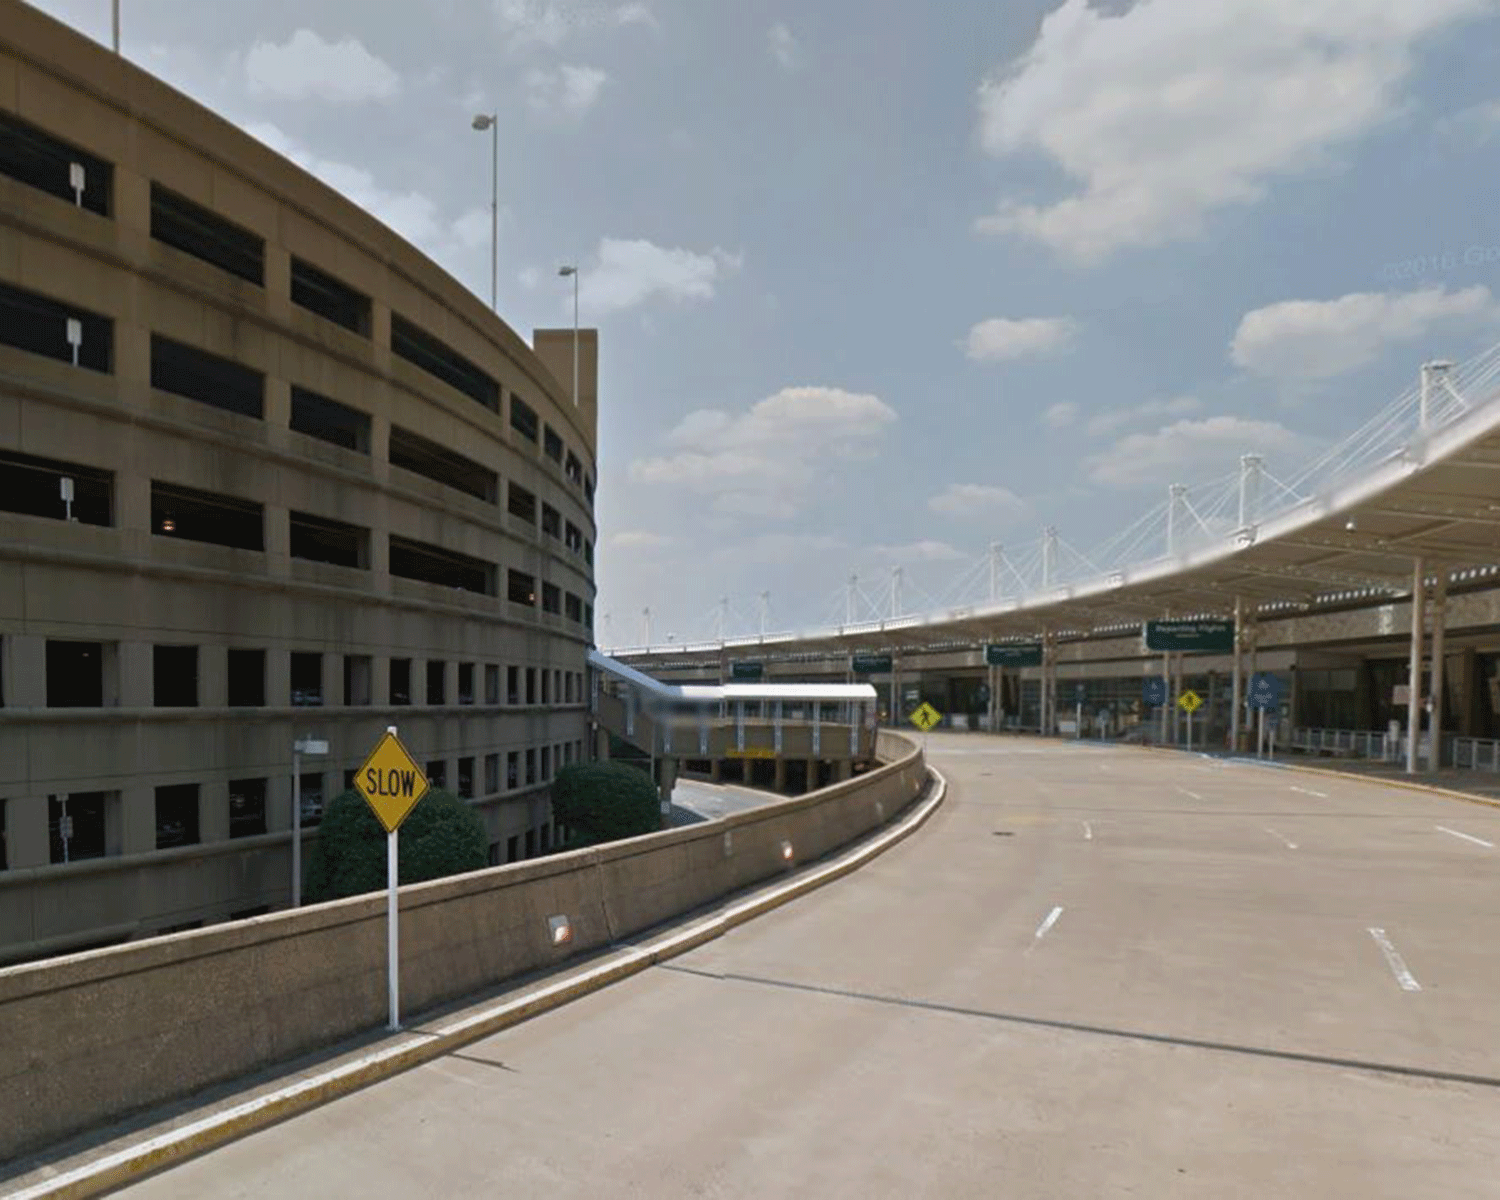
(355, 730, 430, 833)
(910, 702, 943, 733)
(1177, 689, 1203, 714)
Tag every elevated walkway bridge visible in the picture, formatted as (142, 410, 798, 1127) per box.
(588, 650, 880, 799)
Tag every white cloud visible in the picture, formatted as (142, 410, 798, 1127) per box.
(1230, 286, 1500, 381)
(495, 0, 656, 48)
(1041, 401, 1078, 429)
(975, 0, 1496, 263)
(768, 22, 800, 70)
(631, 386, 898, 519)
(612, 530, 673, 550)
(1087, 415, 1308, 489)
(928, 483, 1027, 522)
(1085, 395, 1201, 437)
(244, 30, 401, 103)
(965, 316, 1078, 362)
(525, 64, 609, 118)
(517, 266, 542, 289)
(581, 237, 742, 315)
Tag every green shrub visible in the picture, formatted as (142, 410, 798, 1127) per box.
(303, 787, 488, 903)
(551, 761, 659, 849)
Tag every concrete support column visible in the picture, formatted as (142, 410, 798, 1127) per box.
(773, 757, 788, 794)
(709, 757, 722, 783)
(1230, 596, 1244, 751)
(1430, 571, 1448, 770)
(657, 757, 677, 806)
(268, 649, 291, 712)
(837, 759, 853, 783)
(373, 655, 391, 708)
(201, 644, 228, 709)
(1160, 652, 1171, 744)
(266, 773, 293, 835)
(804, 758, 818, 794)
(9, 636, 46, 707)
(1406, 557, 1426, 775)
(6, 796, 50, 868)
(324, 652, 343, 708)
(266, 503, 291, 579)
(200, 781, 230, 844)
(264, 247, 292, 324)
(121, 641, 152, 708)
(121, 783, 157, 855)
(265, 377, 291, 433)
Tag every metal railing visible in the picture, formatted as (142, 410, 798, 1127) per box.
(1289, 727, 1399, 761)
(1292, 727, 1500, 771)
(1452, 736, 1500, 772)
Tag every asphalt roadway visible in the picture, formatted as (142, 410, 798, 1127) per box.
(124, 735, 1500, 1199)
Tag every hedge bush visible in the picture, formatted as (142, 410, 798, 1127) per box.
(551, 761, 659, 849)
(303, 787, 488, 903)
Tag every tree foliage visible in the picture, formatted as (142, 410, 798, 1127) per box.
(551, 761, 659, 849)
(303, 787, 488, 903)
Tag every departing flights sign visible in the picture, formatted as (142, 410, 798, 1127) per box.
(355, 730, 430, 833)
(985, 643, 1043, 668)
(852, 653, 894, 675)
(730, 661, 764, 682)
(1144, 619, 1234, 653)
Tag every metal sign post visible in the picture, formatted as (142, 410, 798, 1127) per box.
(353, 725, 429, 1032)
(387, 823, 399, 1029)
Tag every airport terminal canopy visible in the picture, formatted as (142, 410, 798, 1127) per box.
(618, 344, 1500, 660)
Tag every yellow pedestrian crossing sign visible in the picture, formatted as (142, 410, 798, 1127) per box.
(909, 702, 943, 732)
(355, 730, 430, 832)
(1177, 689, 1203, 714)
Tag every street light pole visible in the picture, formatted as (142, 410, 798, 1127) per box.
(558, 266, 579, 407)
(112, 0, 120, 52)
(471, 113, 498, 311)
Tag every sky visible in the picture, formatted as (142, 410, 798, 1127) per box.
(26, 0, 1500, 647)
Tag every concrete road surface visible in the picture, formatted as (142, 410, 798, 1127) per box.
(125, 735, 1500, 1199)
(670, 777, 784, 824)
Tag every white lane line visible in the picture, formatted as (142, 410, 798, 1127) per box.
(1081, 821, 1093, 841)
(1033, 906, 1064, 941)
(1290, 785, 1328, 798)
(1435, 825, 1495, 848)
(1176, 786, 1203, 800)
(1264, 826, 1298, 850)
(1368, 927, 1422, 992)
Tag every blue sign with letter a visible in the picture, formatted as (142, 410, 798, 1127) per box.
(1143, 677, 1167, 706)
(1248, 672, 1282, 710)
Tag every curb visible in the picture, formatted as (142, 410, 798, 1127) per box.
(1130, 741, 1500, 812)
(10, 769, 947, 1199)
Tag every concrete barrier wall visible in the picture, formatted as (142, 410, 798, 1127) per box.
(0, 733, 926, 1163)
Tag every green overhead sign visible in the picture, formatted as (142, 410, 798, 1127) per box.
(730, 661, 764, 681)
(851, 653, 893, 675)
(1144, 619, 1235, 653)
(985, 643, 1043, 668)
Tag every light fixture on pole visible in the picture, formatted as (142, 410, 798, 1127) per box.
(291, 736, 329, 907)
(470, 113, 498, 312)
(558, 265, 579, 408)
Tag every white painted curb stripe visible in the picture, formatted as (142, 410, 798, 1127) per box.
(1435, 825, 1494, 848)
(1264, 827, 1298, 850)
(1176, 787, 1203, 800)
(1034, 906, 1064, 941)
(1081, 821, 1092, 841)
(1368, 927, 1422, 992)
(10, 770, 947, 1199)
(1290, 785, 1328, 798)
